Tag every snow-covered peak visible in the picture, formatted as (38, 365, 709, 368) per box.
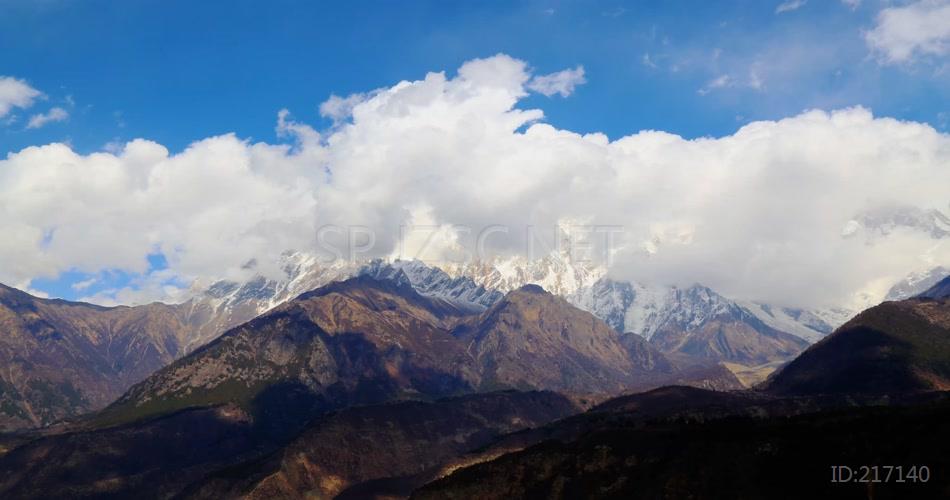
(854, 206, 950, 240)
(359, 259, 503, 312)
(195, 252, 356, 313)
(444, 252, 606, 297)
(569, 277, 848, 343)
(885, 266, 950, 301)
(738, 302, 846, 343)
(567, 278, 635, 333)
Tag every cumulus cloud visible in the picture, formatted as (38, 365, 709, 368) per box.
(0, 54, 948, 310)
(527, 65, 586, 97)
(775, 0, 807, 14)
(319, 92, 370, 125)
(865, 0, 950, 64)
(26, 107, 69, 129)
(0, 76, 42, 118)
(0, 133, 324, 299)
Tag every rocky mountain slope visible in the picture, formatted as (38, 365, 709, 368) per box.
(174, 256, 502, 351)
(0, 284, 202, 430)
(101, 276, 478, 430)
(765, 293, 950, 396)
(452, 285, 671, 396)
(171, 253, 356, 352)
(360, 262, 820, 372)
(645, 285, 809, 366)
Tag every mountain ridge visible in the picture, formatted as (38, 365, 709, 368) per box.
(765, 294, 950, 396)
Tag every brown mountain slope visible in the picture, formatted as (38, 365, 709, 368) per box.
(453, 285, 678, 397)
(100, 277, 480, 430)
(765, 296, 950, 396)
(0, 391, 577, 500)
(184, 391, 579, 500)
(620, 285, 809, 371)
(0, 284, 201, 430)
(102, 279, 740, 429)
(651, 318, 808, 366)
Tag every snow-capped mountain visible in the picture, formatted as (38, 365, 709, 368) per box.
(851, 206, 950, 240)
(442, 251, 605, 297)
(564, 276, 843, 344)
(567, 278, 635, 333)
(359, 259, 503, 312)
(885, 266, 949, 301)
(174, 251, 884, 358)
(739, 303, 850, 343)
(176, 256, 511, 351)
(176, 252, 356, 351)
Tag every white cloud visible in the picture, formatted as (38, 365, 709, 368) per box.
(698, 74, 733, 95)
(865, 0, 950, 64)
(841, 0, 860, 10)
(776, 0, 807, 14)
(276, 108, 320, 146)
(527, 65, 586, 97)
(1, 55, 948, 310)
(71, 277, 97, 291)
(0, 76, 42, 118)
(26, 107, 69, 129)
(319, 92, 369, 125)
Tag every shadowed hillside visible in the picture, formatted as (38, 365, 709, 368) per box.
(765, 296, 950, 396)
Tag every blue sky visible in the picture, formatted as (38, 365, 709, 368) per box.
(2, 0, 949, 304)
(2, 0, 947, 157)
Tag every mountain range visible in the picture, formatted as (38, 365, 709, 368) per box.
(101, 276, 739, 431)
(0, 265, 947, 498)
(0, 275, 741, 499)
(5, 253, 945, 430)
(412, 283, 950, 499)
